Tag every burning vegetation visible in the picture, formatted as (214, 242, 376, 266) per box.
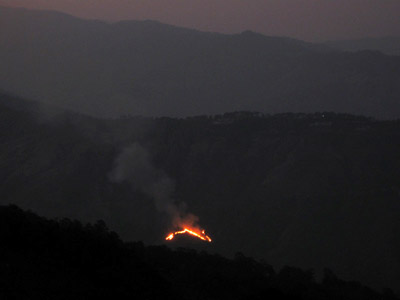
(110, 143, 213, 244)
(165, 228, 212, 242)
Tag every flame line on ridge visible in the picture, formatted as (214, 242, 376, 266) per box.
(165, 228, 212, 242)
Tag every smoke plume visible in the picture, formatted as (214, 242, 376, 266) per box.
(109, 143, 198, 229)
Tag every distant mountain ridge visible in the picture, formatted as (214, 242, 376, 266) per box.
(325, 37, 400, 56)
(0, 5, 400, 119)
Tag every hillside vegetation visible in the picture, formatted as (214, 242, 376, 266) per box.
(0, 92, 400, 291)
(0, 204, 398, 299)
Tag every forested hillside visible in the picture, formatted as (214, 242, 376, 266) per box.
(0, 92, 399, 291)
(0, 204, 398, 299)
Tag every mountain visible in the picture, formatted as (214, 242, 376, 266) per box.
(2, 204, 398, 299)
(1, 92, 400, 292)
(0, 204, 171, 299)
(1, 6, 400, 119)
(325, 37, 400, 56)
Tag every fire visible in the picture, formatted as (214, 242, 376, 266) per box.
(165, 228, 212, 242)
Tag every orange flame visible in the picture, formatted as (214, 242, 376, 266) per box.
(165, 228, 212, 242)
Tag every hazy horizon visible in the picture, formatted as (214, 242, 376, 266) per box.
(1, 1, 400, 295)
(1, 0, 400, 42)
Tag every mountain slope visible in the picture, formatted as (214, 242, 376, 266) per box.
(1, 93, 400, 291)
(2, 204, 397, 299)
(1, 6, 400, 118)
(325, 37, 400, 56)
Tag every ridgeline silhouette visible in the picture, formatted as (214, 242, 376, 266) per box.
(1, 5, 400, 118)
(0, 92, 399, 292)
(0, 204, 398, 299)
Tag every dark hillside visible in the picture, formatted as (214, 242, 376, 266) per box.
(0, 93, 399, 291)
(325, 37, 400, 56)
(0, 204, 398, 299)
(0, 205, 171, 299)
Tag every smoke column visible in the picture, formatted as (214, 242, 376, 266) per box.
(109, 143, 198, 229)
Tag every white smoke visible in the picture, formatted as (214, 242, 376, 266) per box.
(109, 143, 198, 228)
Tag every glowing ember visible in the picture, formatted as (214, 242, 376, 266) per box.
(165, 228, 212, 242)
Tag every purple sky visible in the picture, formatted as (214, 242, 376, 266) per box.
(1, 0, 400, 41)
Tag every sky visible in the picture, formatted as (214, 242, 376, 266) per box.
(0, 0, 400, 41)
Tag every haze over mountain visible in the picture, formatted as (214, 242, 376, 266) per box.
(1, 91, 399, 292)
(1, 6, 400, 119)
(1, 0, 400, 41)
(325, 37, 400, 56)
(1, 1, 400, 298)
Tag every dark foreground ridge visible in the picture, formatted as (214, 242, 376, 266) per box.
(1, 91, 400, 292)
(0, 205, 397, 300)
